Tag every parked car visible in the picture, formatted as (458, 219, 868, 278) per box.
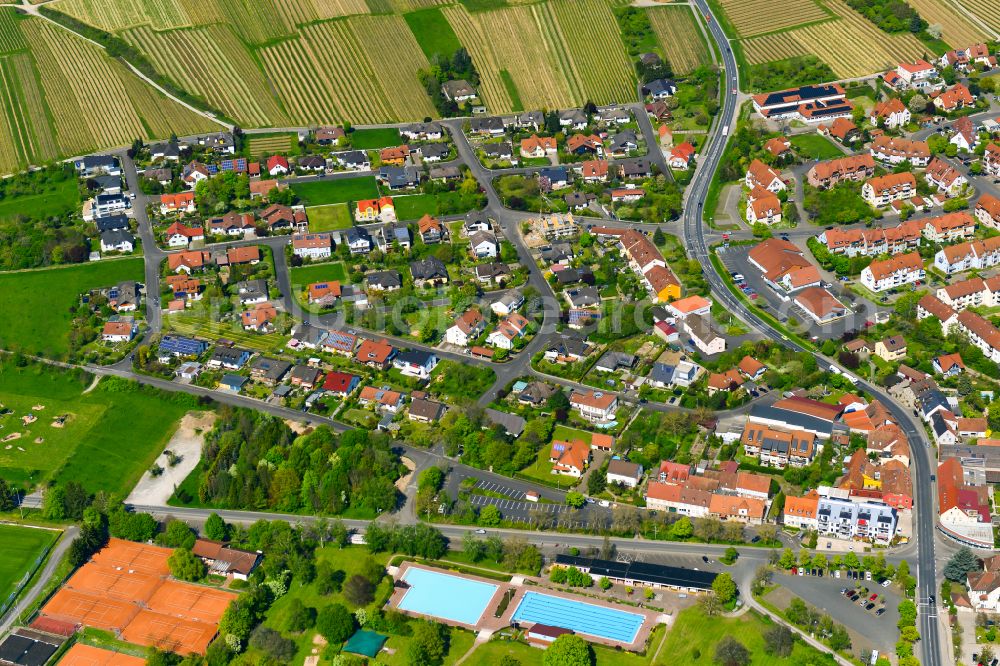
(875, 608, 886, 616)
(865, 602, 876, 610)
(881, 579, 891, 587)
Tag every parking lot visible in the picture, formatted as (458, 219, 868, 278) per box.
(775, 570, 901, 658)
(716, 244, 876, 340)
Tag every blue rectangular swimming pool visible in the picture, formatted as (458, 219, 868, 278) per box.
(397, 567, 499, 626)
(511, 591, 645, 643)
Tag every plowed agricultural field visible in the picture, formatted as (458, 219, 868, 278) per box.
(717, 0, 830, 37)
(647, 5, 712, 75)
(741, 0, 926, 78)
(952, 0, 1000, 35)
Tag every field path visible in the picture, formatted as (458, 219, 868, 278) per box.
(0, 524, 77, 637)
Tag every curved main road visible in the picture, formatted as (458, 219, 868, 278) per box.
(687, 2, 940, 664)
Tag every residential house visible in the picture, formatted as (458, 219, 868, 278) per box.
(549, 440, 591, 477)
(860, 252, 924, 291)
(101, 320, 137, 343)
(207, 347, 251, 370)
(806, 154, 875, 188)
(820, 117, 861, 144)
(409, 397, 445, 423)
(392, 350, 438, 379)
(870, 98, 911, 128)
(934, 237, 1000, 274)
(642, 79, 677, 100)
(896, 60, 938, 88)
(292, 233, 333, 260)
(924, 157, 969, 196)
(683, 314, 726, 355)
(875, 335, 907, 362)
(558, 108, 588, 130)
(355, 338, 395, 369)
(747, 192, 782, 225)
(355, 197, 395, 222)
(938, 456, 994, 549)
(870, 135, 930, 166)
(862, 172, 917, 207)
(951, 116, 978, 152)
(934, 83, 976, 112)
(241, 302, 277, 332)
(100, 229, 135, 253)
(742, 423, 818, 468)
(250, 357, 292, 386)
(570, 389, 618, 423)
(366, 270, 402, 292)
(417, 215, 447, 244)
(469, 231, 499, 258)
(359, 386, 405, 412)
(491, 290, 524, 316)
(308, 281, 341, 307)
(442, 79, 476, 102)
(668, 142, 695, 169)
(446, 308, 485, 346)
(236, 279, 269, 305)
(606, 460, 643, 488)
(745, 159, 786, 192)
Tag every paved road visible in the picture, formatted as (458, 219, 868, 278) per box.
(0, 525, 77, 637)
(685, 1, 941, 663)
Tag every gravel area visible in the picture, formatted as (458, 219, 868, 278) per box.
(126, 411, 216, 505)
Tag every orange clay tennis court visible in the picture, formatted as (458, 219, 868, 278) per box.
(120, 610, 219, 655)
(42, 589, 138, 632)
(58, 643, 145, 666)
(145, 581, 235, 622)
(40, 539, 236, 655)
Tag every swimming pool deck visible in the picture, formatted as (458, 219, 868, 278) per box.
(387, 562, 662, 652)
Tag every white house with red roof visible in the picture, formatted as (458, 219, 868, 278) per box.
(667, 142, 695, 169)
(267, 155, 289, 176)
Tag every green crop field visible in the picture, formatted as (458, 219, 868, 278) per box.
(307, 203, 352, 231)
(404, 7, 462, 59)
(291, 176, 380, 205)
(0, 525, 57, 607)
(0, 8, 214, 175)
(0, 360, 194, 494)
(393, 193, 438, 220)
(289, 262, 348, 288)
(247, 133, 295, 157)
(349, 127, 403, 149)
(0, 258, 144, 358)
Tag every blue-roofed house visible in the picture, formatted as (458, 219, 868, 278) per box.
(221, 374, 249, 393)
(647, 362, 675, 388)
(392, 350, 439, 379)
(538, 166, 569, 191)
(158, 335, 208, 361)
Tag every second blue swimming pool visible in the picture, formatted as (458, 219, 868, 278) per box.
(511, 591, 645, 643)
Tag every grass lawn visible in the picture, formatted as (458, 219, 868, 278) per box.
(291, 177, 380, 206)
(658, 606, 838, 665)
(0, 361, 193, 494)
(393, 194, 438, 221)
(552, 424, 595, 445)
(499, 70, 524, 112)
(349, 128, 402, 149)
(517, 446, 577, 489)
(0, 525, 57, 606)
(289, 263, 348, 288)
(0, 178, 80, 220)
(0, 258, 144, 358)
(404, 8, 462, 59)
(307, 203, 352, 231)
(463, 625, 666, 665)
(789, 134, 844, 160)
(430, 361, 496, 401)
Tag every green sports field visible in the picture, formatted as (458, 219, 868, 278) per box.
(291, 177, 380, 206)
(0, 525, 57, 608)
(0, 361, 194, 494)
(307, 203, 352, 231)
(0, 258, 144, 359)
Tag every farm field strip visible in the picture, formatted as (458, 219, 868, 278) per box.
(125, 25, 286, 126)
(741, 32, 810, 65)
(14, 53, 56, 162)
(441, 5, 514, 112)
(52, 0, 149, 31)
(0, 56, 37, 170)
(0, 9, 25, 53)
(647, 5, 711, 74)
(348, 14, 436, 119)
(551, 0, 634, 103)
(212, 0, 293, 44)
(24, 22, 90, 154)
(535, 2, 585, 103)
(952, 0, 1000, 35)
(907, 0, 987, 45)
(259, 38, 342, 124)
(247, 134, 294, 156)
(718, 0, 829, 36)
(116, 59, 217, 139)
(298, 21, 393, 123)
